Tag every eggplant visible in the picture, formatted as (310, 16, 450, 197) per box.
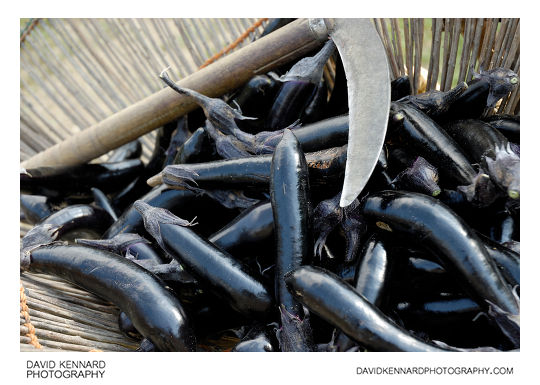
(483, 114, 520, 144)
(270, 129, 314, 351)
(285, 266, 450, 352)
(231, 74, 281, 133)
(333, 234, 394, 352)
(399, 81, 468, 118)
(173, 127, 211, 164)
(91, 187, 118, 221)
(439, 79, 490, 122)
(20, 237, 196, 352)
(40, 204, 114, 241)
(134, 201, 274, 319)
(302, 80, 328, 124)
(104, 185, 196, 239)
(21, 159, 144, 199)
(153, 145, 347, 193)
(265, 40, 335, 130)
(162, 116, 191, 167)
(389, 102, 476, 187)
(390, 75, 412, 101)
(209, 201, 274, 252)
(20, 194, 56, 224)
(360, 190, 519, 315)
(443, 119, 519, 199)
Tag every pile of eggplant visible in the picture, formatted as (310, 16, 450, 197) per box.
(20, 37, 520, 352)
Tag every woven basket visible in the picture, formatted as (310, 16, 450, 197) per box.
(20, 18, 520, 352)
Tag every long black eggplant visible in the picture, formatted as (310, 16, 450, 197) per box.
(40, 204, 114, 240)
(443, 119, 519, 199)
(20, 241, 196, 352)
(103, 185, 196, 239)
(484, 114, 520, 144)
(284, 266, 450, 352)
(134, 201, 273, 319)
(91, 187, 118, 221)
(231, 74, 280, 134)
(333, 234, 393, 351)
(265, 40, 335, 130)
(209, 201, 273, 251)
(20, 194, 55, 224)
(389, 102, 476, 187)
(360, 190, 519, 315)
(399, 81, 468, 119)
(270, 129, 314, 351)
(153, 145, 347, 195)
(476, 232, 520, 288)
(21, 159, 144, 199)
(438, 79, 490, 122)
(173, 127, 212, 164)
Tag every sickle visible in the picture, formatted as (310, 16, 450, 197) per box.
(316, 19, 391, 207)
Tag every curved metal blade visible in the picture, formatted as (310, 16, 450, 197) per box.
(327, 19, 391, 207)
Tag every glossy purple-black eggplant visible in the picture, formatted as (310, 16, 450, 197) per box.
(443, 119, 519, 199)
(21, 159, 144, 199)
(145, 119, 184, 176)
(360, 190, 519, 315)
(20, 242, 196, 352)
(260, 114, 349, 154)
(284, 266, 450, 352)
(476, 232, 520, 288)
(231, 74, 281, 134)
(107, 139, 142, 163)
(270, 129, 314, 351)
(134, 201, 274, 319)
(399, 81, 468, 118)
(209, 201, 273, 251)
(483, 114, 520, 144)
(438, 79, 490, 122)
(103, 185, 196, 239)
(163, 116, 191, 167)
(40, 204, 114, 240)
(395, 297, 481, 327)
(302, 80, 328, 124)
(173, 127, 212, 164)
(156, 144, 347, 193)
(443, 119, 508, 163)
(437, 69, 516, 122)
(265, 40, 335, 130)
(390, 75, 412, 101)
(91, 187, 118, 221)
(389, 102, 476, 187)
(75, 233, 165, 265)
(333, 234, 393, 352)
(20, 194, 55, 224)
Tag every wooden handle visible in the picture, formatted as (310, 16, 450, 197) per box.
(21, 19, 327, 169)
